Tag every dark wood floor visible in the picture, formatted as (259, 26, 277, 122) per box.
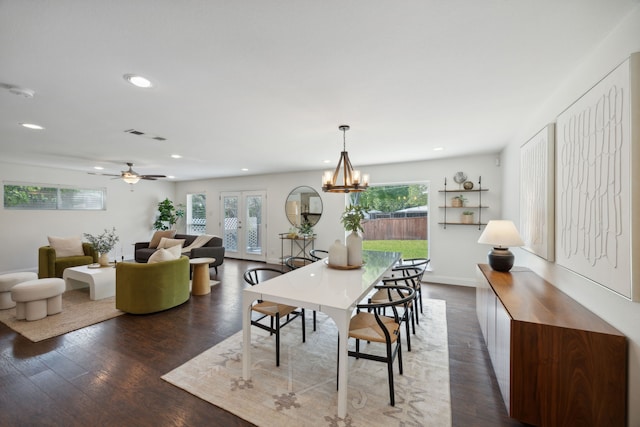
(0, 259, 524, 426)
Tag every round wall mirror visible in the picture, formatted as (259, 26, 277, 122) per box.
(285, 186, 323, 227)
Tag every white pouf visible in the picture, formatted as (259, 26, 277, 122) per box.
(0, 272, 38, 309)
(10, 278, 65, 321)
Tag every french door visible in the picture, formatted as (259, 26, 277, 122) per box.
(220, 191, 266, 261)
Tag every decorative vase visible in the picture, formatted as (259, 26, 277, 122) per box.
(346, 231, 363, 266)
(328, 239, 348, 267)
(98, 253, 110, 266)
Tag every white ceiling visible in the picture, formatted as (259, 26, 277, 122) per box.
(1, 0, 638, 182)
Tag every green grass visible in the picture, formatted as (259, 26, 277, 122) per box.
(363, 240, 428, 259)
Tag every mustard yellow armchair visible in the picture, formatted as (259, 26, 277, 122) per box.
(38, 243, 97, 278)
(115, 256, 190, 314)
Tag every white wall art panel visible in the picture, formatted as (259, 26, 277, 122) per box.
(556, 54, 640, 300)
(520, 123, 555, 261)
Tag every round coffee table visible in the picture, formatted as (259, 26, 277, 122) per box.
(189, 257, 216, 295)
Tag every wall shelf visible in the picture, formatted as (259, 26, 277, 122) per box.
(439, 176, 487, 229)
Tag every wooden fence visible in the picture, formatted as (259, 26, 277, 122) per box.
(362, 217, 428, 240)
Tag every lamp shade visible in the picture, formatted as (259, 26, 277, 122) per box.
(478, 220, 524, 272)
(477, 220, 524, 248)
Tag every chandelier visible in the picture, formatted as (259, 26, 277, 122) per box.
(321, 125, 369, 193)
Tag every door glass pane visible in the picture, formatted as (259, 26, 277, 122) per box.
(223, 196, 238, 252)
(245, 195, 262, 255)
(187, 193, 206, 235)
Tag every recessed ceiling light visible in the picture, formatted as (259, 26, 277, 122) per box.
(167, 175, 175, 179)
(123, 74, 153, 88)
(323, 159, 331, 164)
(94, 166, 104, 170)
(433, 147, 444, 151)
(241, 168, 249, 172)
(20, 123, 44, 130)
(171, 154, 182, 159)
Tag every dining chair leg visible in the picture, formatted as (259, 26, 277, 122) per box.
(301, 309, 306, 342)
(404, 311, 412, 352)
(387, 340, 396, 406)
(275, 315, 281, 366)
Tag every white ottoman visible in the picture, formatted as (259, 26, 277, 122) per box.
(11, 278, 65, 321)
(0, 272, 38, 309)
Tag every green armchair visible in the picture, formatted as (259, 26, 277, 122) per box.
(115, 256, 190, 314)
(38, 243, 98, 278)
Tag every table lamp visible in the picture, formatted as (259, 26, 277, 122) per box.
(477, 220, 524, 272)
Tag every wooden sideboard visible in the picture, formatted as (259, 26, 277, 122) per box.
(476, 264, 627, 426)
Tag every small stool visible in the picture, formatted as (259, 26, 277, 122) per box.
(11, 278, 65, 321)
(0, 272, 38, 309)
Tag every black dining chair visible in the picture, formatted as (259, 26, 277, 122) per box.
(243, 267, 307, 366)
(369, 270, 422, 352)
(339, 285, 415, 406)
(393, 258, 429, 315)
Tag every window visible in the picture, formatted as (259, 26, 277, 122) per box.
(186, 193, 206, 234)
(349, 183, 429, 259)
(3, 182, 106, 210)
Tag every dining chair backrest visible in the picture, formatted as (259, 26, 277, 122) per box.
(285, 256, 315, 270)
(356, 285, 416, 323)
(382, 269, 423, 291)
(309, 249, 329, 261)
(243, 267, 284, 287)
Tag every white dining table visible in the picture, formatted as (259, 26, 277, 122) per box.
(242, 250, 401, 418)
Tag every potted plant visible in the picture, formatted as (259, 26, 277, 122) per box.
(298, 221, 314, 237)
(341, 204, 367, 266)
(84, 227, 119, 266)
(461, 210, 475, 224)
(153, 198, 185, 231)
(452, 194, 467, 207)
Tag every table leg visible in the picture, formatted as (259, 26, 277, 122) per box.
(324, 307, 351, 419)
(242, 292, 254, 381)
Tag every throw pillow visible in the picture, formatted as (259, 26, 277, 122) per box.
(48, 235, 84, 257)
(147, 245, 182, 263)
(157, 237, 186, 249)
(149, 230, 177, 248)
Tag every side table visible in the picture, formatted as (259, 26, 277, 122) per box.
(190, 257, 216, 295)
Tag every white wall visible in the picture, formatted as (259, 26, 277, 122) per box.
(0, 161, 176, 274)
(501, 5, 640, 424)
(176, 153, 502, 285)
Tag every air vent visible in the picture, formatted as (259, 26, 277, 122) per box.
(123, 129, 167, 141)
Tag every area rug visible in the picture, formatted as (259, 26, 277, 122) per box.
(162, 298, 451, 427)
(0, 288, 123, 342)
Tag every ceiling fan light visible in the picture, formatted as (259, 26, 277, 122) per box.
(122, 174, 140, 184)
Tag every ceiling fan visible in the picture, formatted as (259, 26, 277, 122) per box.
(91, 162, 167, 184)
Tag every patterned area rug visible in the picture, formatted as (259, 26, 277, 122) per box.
(162, 298, 451, 427)
(0, 288, 123, 342)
